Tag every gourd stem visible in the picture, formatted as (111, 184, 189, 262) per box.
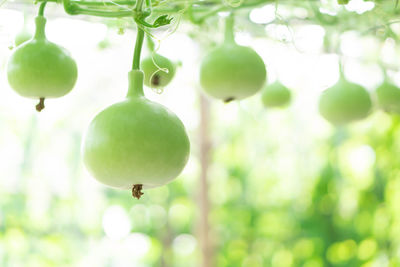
(38, 1, 47, 17)
(135, 0, 144, 11)
(145, 0, 151, 9)
(146, 33, 155, 52)
(127, 70, 145, 97)
(338, 57, 345, 79)
(132, 0, 145, 70)
(128, 0, 148, 97)
(132, 27, 145, 70)
(36, 1, 48, 40)
(224, 12, 235, 44)
(34, 16, 47, 39)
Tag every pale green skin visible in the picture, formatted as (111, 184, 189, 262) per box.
(319, 78, 372, 125)
(141, 54, 176, 88)
(7, 16, 77, 99)
(376, 81, 400, 114)
(82, 71, 190, 190)
(261, 82, 291, 108)
(14, 31, 32, 47)
(200, 42, 267, 102)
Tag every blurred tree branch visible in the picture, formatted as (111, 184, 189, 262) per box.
(198, 93, 213, 267)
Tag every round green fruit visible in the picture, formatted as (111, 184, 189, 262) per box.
(376, 81, 400, 114)
(200, 42, 267, 102)
(82, 71, 190, 197)
(141, 54, 176, 88)
(14, 30, 32, 47)
(261, 81, 291, 108)
(7, 16, 77, 110)
(319, 78, 372, 125)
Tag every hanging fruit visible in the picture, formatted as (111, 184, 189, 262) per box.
(319, 71, 372, 125)
(199, 13, 267, 103)
(376, 80, 400, 114)
(261, 81, 292, 108)
(14, 15, 32, 47)
(141, 53, 176, 88)
(7, 3, 78, 112)
(82, 1, 189, 199)
(82, 70, 190, 199)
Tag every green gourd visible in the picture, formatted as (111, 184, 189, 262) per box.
(376, 80, 400, 114)
(141, 53, 176, 88)
(7, 16, 78, 111)
(319, 77, 372, 125)
(200, 14, 266, 102)
(261, 81, 291, 108)
(82, 70, 190, 199)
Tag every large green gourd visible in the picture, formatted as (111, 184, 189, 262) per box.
(82, 70, 190, 198)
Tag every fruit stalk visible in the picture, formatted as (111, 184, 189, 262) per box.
(146, 34, 155, 52)
(145, 0, 151, 9)
(38, 1, 47, 16)
(36, 1, 48, 39)
(224, 13, 235, 44)
(34, 16, 47, 40)
(132, 28, 145, 70)
(338, 58, 345, 78)
(132, 0, 146, 70)
(127, 70, 144, 97)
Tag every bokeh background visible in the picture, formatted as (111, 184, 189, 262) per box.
(1, 0, 400, 266)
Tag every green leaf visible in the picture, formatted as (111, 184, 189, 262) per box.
(153, 15, 173, 27)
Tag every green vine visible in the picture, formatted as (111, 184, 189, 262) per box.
(132, 0, 147, 70)
(33, 0, 273, 21)
(38, 1, 47, 16)
(132, 27, 145, 70)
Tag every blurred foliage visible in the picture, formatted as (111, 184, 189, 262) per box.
(2, 101, 400, 266)
(207, 105, 400, 267)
